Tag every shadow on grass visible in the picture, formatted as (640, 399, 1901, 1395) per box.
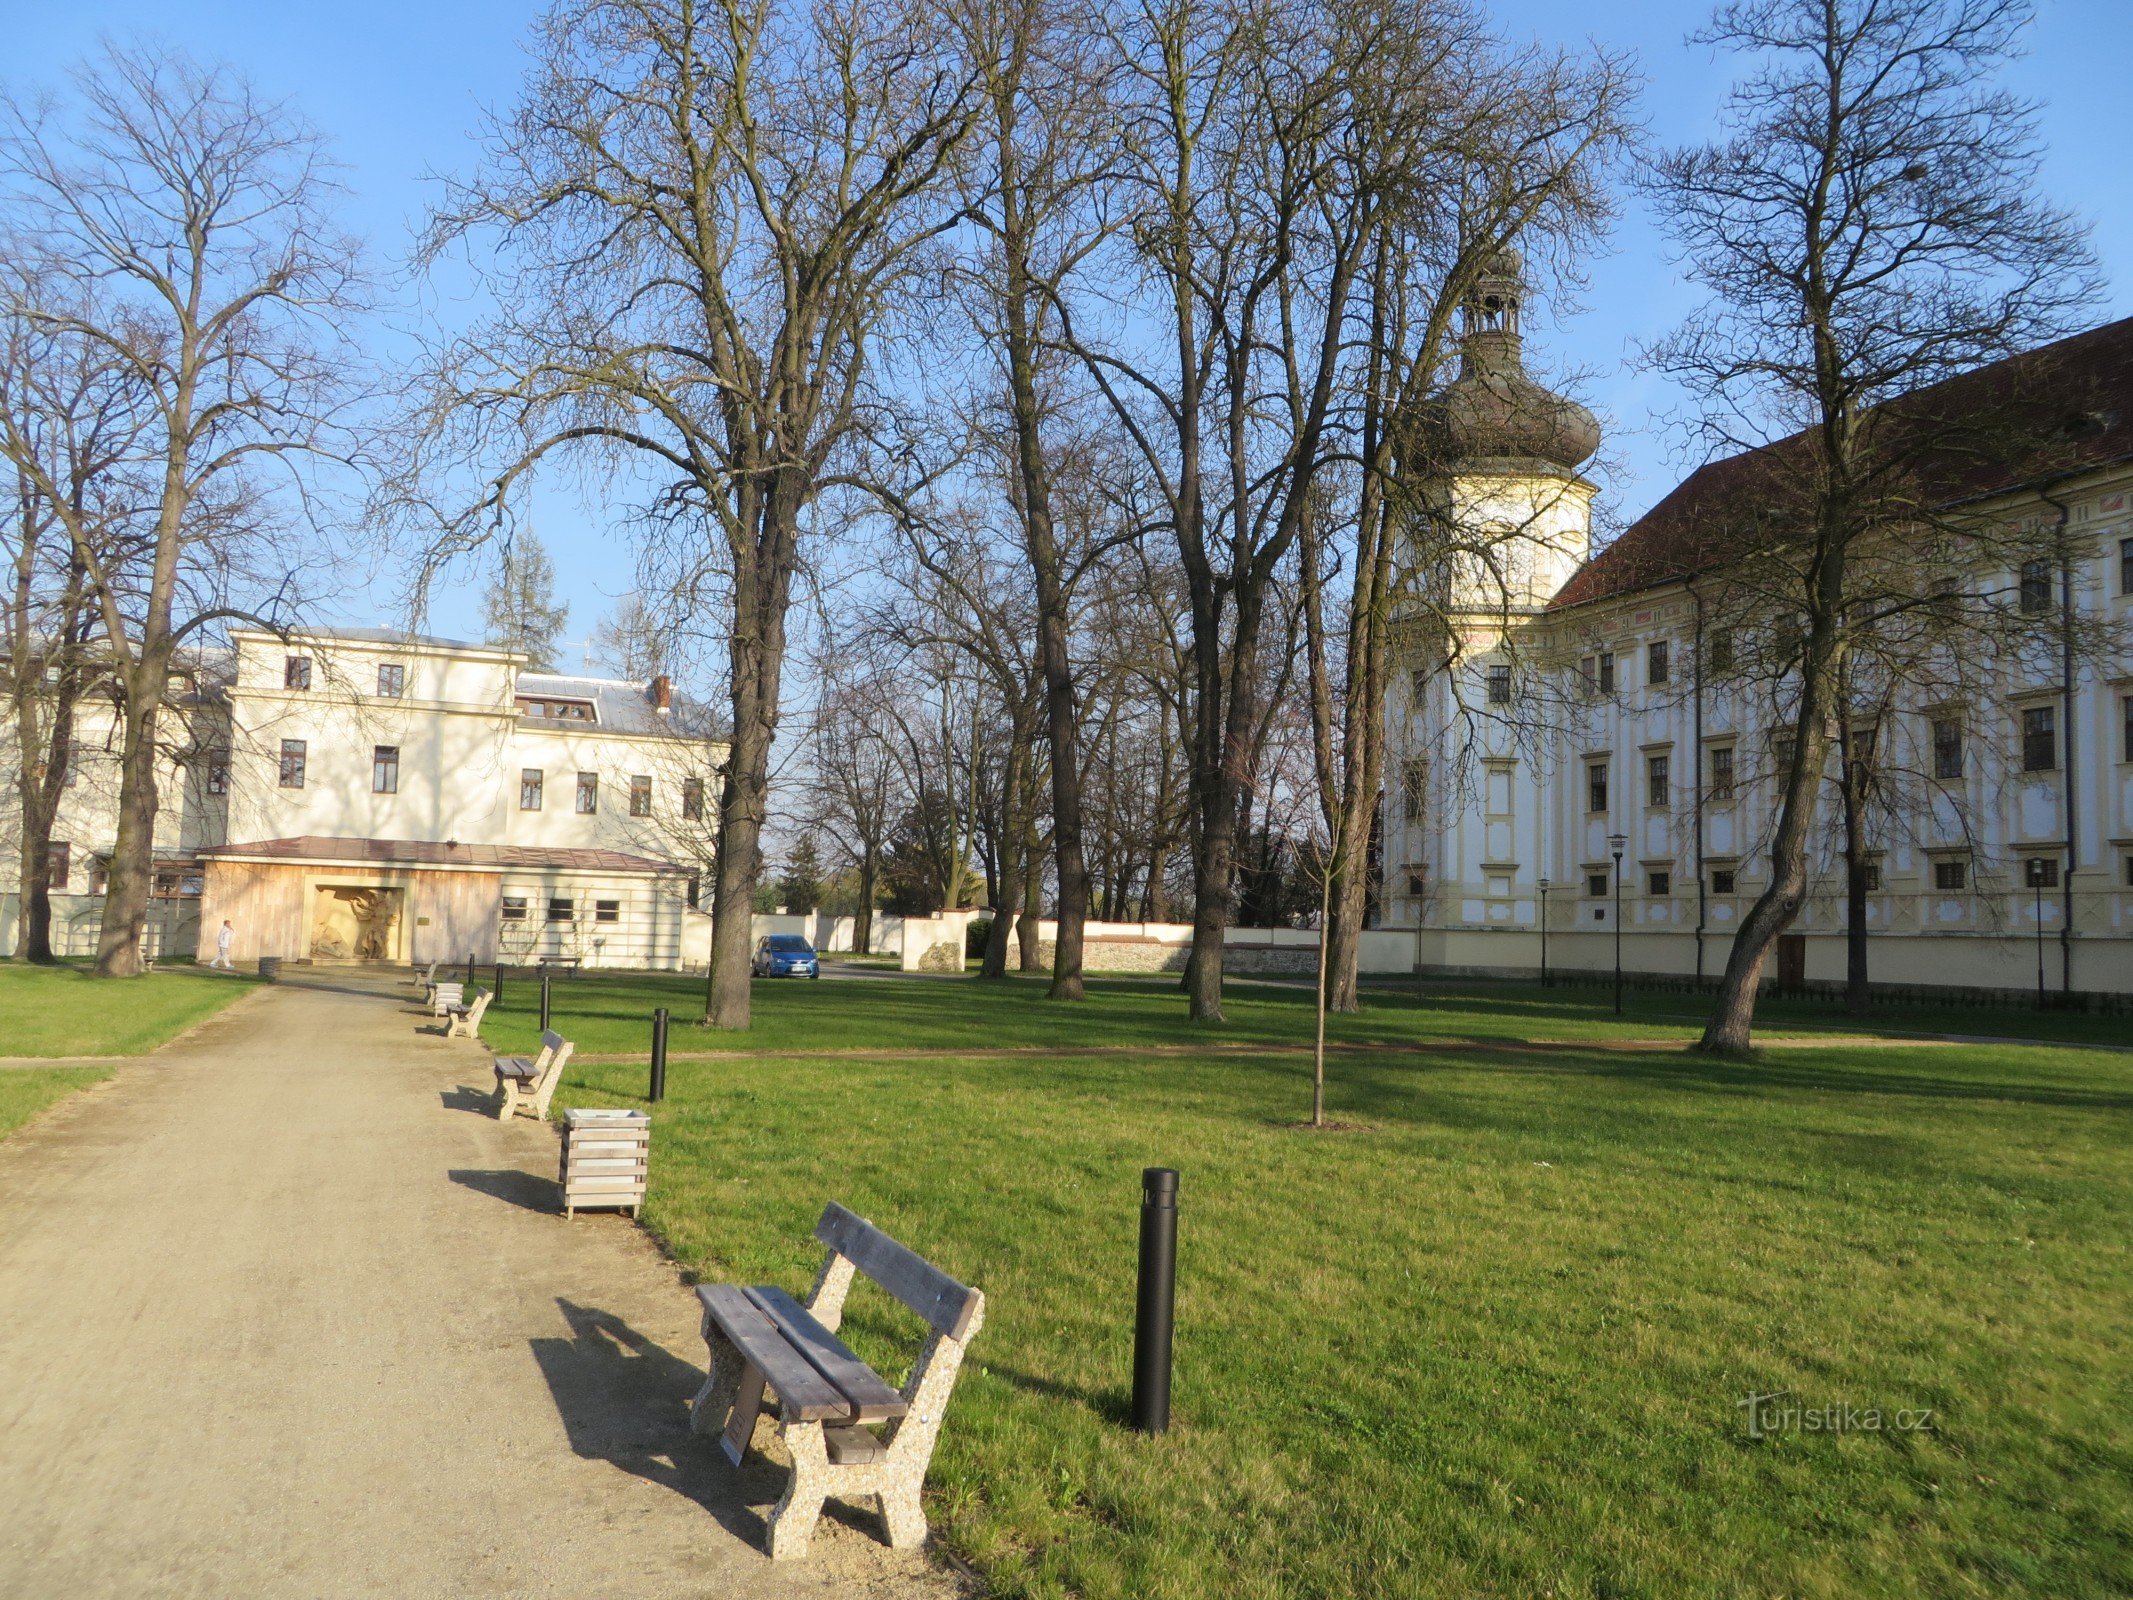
(1283, 1043, 2133, 1116)
(985, 1359, 1132, 1427)
(448, 1166, 557, 1213)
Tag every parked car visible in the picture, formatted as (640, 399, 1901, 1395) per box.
(752, 933, 821, 978)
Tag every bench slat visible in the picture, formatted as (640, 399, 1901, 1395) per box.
(695, 1285, 850, 1423)
(814, 1202, 983, 1341)
(745, 1286, 908, 1424)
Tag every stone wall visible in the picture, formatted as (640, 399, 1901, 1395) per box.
(917, 940, 964, 973)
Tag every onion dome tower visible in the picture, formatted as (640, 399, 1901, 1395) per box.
(1409, 251, 1600, 610)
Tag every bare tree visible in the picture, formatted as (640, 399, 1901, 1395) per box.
(1, 46, 366, 976)
(0, 272, 141, 962)
(415, 0, 977, 1029)
(1648, 0, 2098, 1053)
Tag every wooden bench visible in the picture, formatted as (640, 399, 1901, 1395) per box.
(537, 955, 582, 974)
(493, 1029, 573, 1122)
(689, 1202, 985, 1559)
(412, 958, 438, 990)
(444, 989, 492, 1039)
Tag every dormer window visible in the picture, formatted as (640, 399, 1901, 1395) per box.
(517, 697, 595, 722)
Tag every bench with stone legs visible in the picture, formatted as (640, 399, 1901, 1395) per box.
(412, 958, 438, 991)
(444, 989, 492, 1040)
(428, 980, 463, 1017)
(689, 1202, 985, 1560)
(493, 1029, 573, 1122)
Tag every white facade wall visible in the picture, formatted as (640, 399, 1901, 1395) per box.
(1390, 465, 2133, 995)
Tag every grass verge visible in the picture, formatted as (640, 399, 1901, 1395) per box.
(0, 1066, 112, 1142)
(541, 981, 2133, 1598)
(0, 961, 257, 1056)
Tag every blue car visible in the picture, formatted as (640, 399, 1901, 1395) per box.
(752, 933, 821, 978)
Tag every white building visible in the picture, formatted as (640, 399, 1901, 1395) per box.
(1390, 272, 2133, 998)
(4, 627, 724, 968)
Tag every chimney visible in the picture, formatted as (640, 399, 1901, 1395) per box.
(649, 674, 672, 713)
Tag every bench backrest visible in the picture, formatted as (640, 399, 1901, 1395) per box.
(464, 990, 493, 1026)
(814, 1202, 982, 1341)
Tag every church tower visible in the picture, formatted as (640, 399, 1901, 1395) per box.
(1387, 252, 1600, 937)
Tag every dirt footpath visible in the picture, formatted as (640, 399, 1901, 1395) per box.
(0, 969, 958, 1600)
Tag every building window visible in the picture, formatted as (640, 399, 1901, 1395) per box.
(1933, 859, 1968, 891)
(547, 897, 574, 922)
(1587, 760, 1609, 814)
(47, 841, 70, 890)
(629, 775, 653, 817)
(1860, 863, 1882, 892)
(518, 698, 595, 721)
(1405, 869, 1427, 898)
(1647, 640, 1669, 686)
(1772, 731, 1797, 778)
(1929, 576, 1960, 622)
(62, 741, 80, 787)
(595, 899, 621, 924)
(501, 896, 528, 921)
(1711, 868, 1736, 895)
(2025, 857, 2061, 889)
(1598, 651, 1616, 694)
(2120, 537, 2132, 596)
(2018, 559, 2052, 615)
(1402, 758, 1427, 823)
(2021, 705, 2057, 772)
(1708, 745, 1735, 801)
(1411, 668, 1429, 705)
(1647, 869, 1670, 896)
(2122, 694, 2132, 762)
(576, 772, 599, 814)
(279, 739, 307, 788)
(1587, 872, 1609, 897)
(372, 745, 399, 794)
(520, 769, 544, 810)
(377, 662, 405, 697)
(284, 655, 311, 690)
(1485, 664, 1511, 706)
(205, 752, 229, 796)
(1646, 753, 1670, 808)
(1708, 629, 1734, 673)
(1932, 718, 1964, 780)
(682, 777, 705, 822)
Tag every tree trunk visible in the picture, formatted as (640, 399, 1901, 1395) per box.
(1699, 634, 1838, 1054)
(1841, 728, 1870, 1015)
(704, 524, 794, 1026)
(855, 848, 877, 956)
(980, 846, 1020, 979)
(94, 679, 162, 977)
(12, 672, 75, 966)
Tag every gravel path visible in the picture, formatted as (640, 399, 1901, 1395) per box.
(0, 968, 957, 1600)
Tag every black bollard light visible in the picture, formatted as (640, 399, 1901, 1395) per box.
(465, 949, 477, 990)
(1132, 1167, 1179, 1434)
(650, 1007, 670, 1102)
(494, 962, 505, 1007)
(539, 969, 552, 1034)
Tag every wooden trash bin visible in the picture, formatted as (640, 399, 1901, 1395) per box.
(559, 1109, 650, 1218)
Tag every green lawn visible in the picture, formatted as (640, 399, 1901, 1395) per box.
(0, 962, 257, 1057)
(532, 977, 2131, 1598)
(0, 1066, 112, 1141)
(482, 965, 2133, 1059)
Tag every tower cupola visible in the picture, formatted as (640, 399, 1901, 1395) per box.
(1415, 251, 1600, 475)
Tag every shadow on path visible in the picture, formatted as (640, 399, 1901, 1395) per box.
(449, 1167, 557, 1214)
(530, 1298, 787, 1549)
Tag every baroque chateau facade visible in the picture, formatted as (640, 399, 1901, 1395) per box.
(1389, 263, 2133, 995)
(2, 627, 722, 968)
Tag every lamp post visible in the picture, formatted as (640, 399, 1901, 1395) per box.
(1608, 834, 1628, 1016)
(1537, 878, 1551, 988)
(2027, 857, 2047, 1008)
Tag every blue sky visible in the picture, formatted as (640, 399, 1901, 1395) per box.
(9, 0, 2130, 653)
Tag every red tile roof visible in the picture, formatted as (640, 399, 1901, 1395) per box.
(1551, 316, 2133, 610)
(196, 836, 686, 874)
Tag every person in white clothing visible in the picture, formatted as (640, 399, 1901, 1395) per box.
(211, 919, 235, 970)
